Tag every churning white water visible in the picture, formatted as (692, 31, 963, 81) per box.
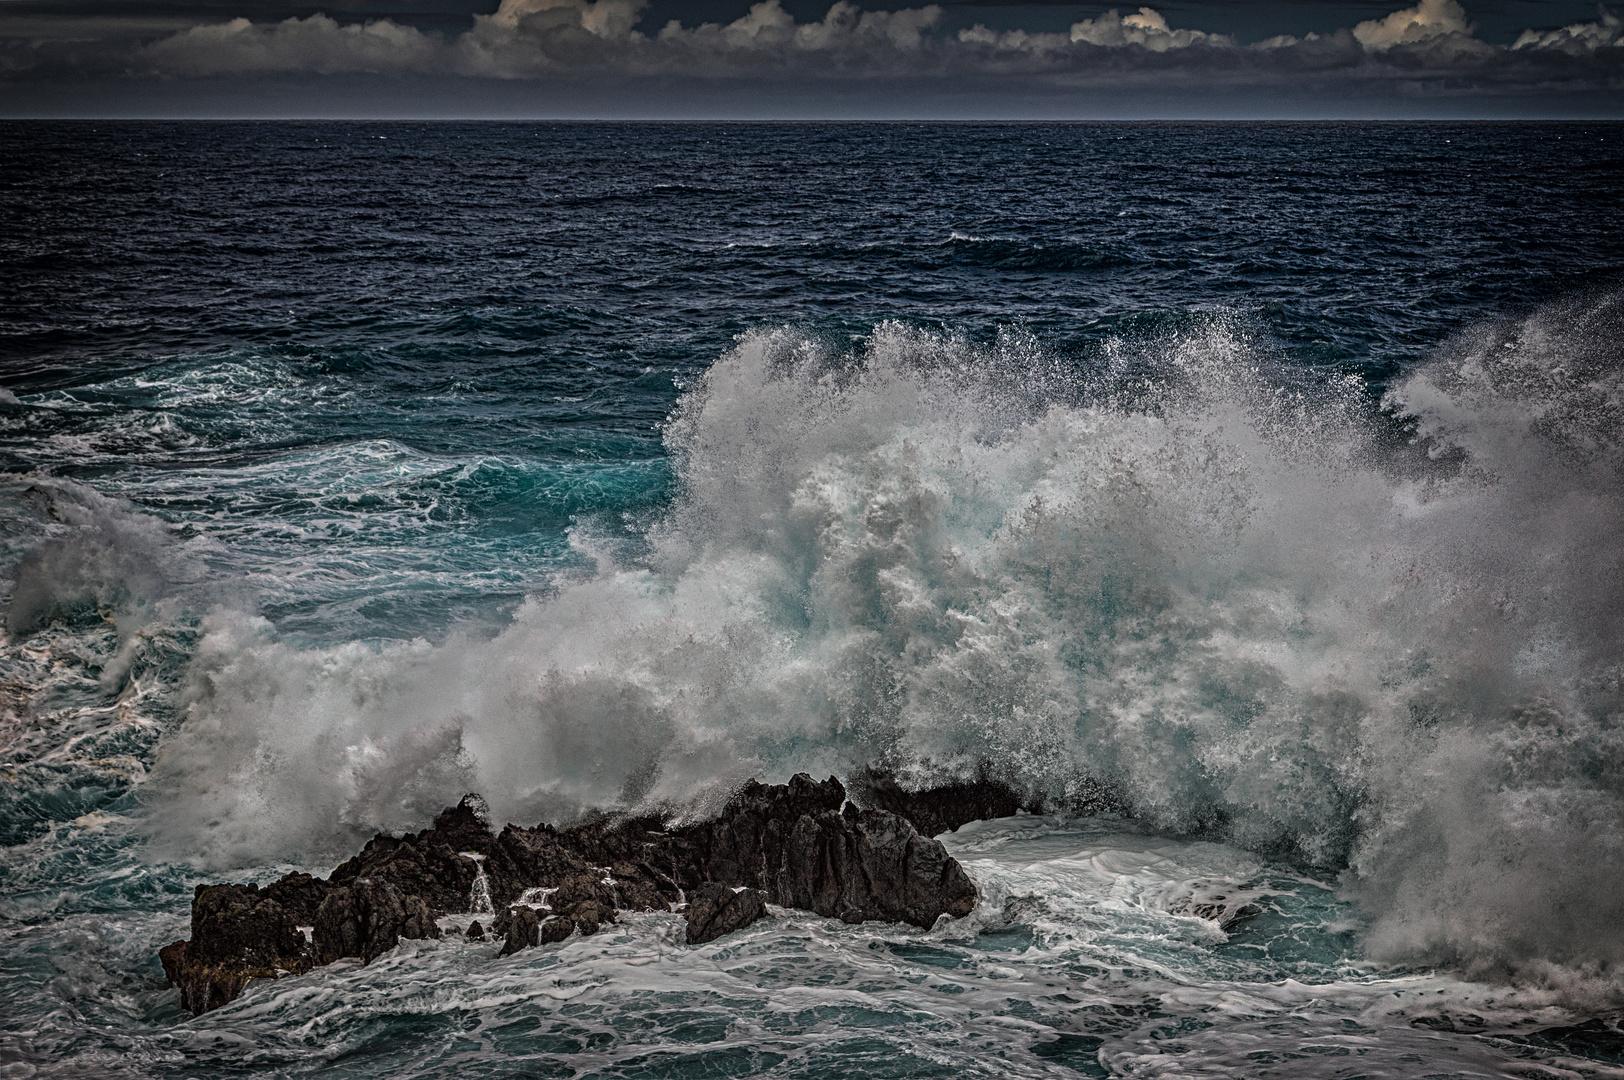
(121, 293, 1624, 1003)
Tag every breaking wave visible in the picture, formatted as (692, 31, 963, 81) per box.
(144, 292, 1624, 989)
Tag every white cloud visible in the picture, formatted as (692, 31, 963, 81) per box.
(1069, 7, 1229, 51)
(1353, 0, 1471, 50)
(81, 0, 1624, 91)
(143, 14, 440, 75)
(438, 0, 949, 78)
(1512, 5, 1624, 53)
(654, 0, 943, 57)
(955, 7, 1229, 55)
(488, 0, 648, 37)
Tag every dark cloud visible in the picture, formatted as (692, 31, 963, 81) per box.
(1, 0, 1621, 114)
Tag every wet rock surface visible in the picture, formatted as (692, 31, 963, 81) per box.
(847, 766, 1121, 837)
(847, 768, 1026, 837)
(159, 879, 318, 1014)
(696, 774, 979, 927)
(540, 915, 575, 944)
(313, 879, 440, 966)
(498, 907, 541, 956)
(685, 883, 770, 944)
(162, 773, 985, 1014)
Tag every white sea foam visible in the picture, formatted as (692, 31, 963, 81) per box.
(142, 293, 1624, 992)
(0, 479, 217, 695)
(34, 818, 1604, 1079)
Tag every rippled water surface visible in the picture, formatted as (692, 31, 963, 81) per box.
(3, 121, 1624, 1078)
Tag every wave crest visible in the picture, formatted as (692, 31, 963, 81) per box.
(148, 297, 1624, 985)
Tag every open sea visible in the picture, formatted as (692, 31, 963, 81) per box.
(4, 120, 1624, 1079)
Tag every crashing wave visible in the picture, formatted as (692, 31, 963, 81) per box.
(133, 291, 1624, 990)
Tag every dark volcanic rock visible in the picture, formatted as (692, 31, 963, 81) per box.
(161, 882, 316, 1014)
(848, 766, 1123, 837)
(549, 870, 619, 934)
(158, 940, 187, 985)
(163, 772, 984, 1015)
(328, 796, 515, 915)
(264, 871, 330, 926)
(498, 817, 683, 915)
(466, 920, 485, 941)
(684, 774, 978, 928)
(847, 767, 1025, 836)
(490, 869, 619, 955)
(190, 883, 311, 967)
(778, 805, 978, 927)
(313, 879, 439, 966)
(685, 882, 769, 944)
(500, 907, 541, 956)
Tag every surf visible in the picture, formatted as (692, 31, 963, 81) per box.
(94, 292, 1615, 1000)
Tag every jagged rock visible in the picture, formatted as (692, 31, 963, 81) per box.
(313, 879, 439, 966)
(494, 818, 681, 915)
(685, 774, 978, 928)
(550, 870, 619, 934)
(574, 903, 606, 934)
(848, 767, 1024, 836)
(161, 882, 315, 1014)
(685, 882, 769, 944)
(162, 772, 983, 1015)
(774, 805, 969, 926)
(608, 860, 677, 912)
(191, 883, 312, 967)
(488, 871, 617, 948)
(328, 797, 516, 916)
(158, 940, 187, 985)
(847, 766, 1122, 836)
(491, 823, 589, 885)
(466, 920, 485, 941)
(264, 871, 330, 926)
(500, 906, 541, 956)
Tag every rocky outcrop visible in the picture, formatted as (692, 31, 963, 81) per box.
(846, 766, 1122, 837)
(326, 798, 513, 914)
(687, 774, 978, 927)
(499, 907, 541, 956)
(313, 879, 440, 965)
(158, 880, 317, 1014)
(159, 798, 496, 1015)
(847, 767, 1025, 837)
(161, 773, 984, 1015)
(490, 867, 620, 950)
(685, 883, 769, 944)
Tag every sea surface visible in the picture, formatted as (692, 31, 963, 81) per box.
(3, 120, 1624, 1079)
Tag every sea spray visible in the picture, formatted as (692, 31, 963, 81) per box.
(6, 121, 1624, 1080)
(139, 296, 1624, 992)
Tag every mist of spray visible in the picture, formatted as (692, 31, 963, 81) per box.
(137, 293, 1624, 986)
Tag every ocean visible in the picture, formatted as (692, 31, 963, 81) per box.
(3, 119, 1624, 1078)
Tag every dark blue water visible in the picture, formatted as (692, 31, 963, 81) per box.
(3, 121, 1624, 1079)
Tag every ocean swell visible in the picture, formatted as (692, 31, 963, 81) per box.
(145, 294, 1624, 989)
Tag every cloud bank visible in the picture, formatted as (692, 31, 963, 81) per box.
(118, 0, 1622, 83)
(2, 0, 1621, 112)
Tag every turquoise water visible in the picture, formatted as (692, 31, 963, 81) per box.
(3, 121, 1624, 1076)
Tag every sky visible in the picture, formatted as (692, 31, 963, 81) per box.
(1, 0, 1621, 117)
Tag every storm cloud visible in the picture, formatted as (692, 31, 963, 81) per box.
(2, 0, 1622, 113)
(131, 0, 1624, 81)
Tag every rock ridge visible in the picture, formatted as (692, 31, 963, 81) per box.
(160, 773, 981, 1014)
